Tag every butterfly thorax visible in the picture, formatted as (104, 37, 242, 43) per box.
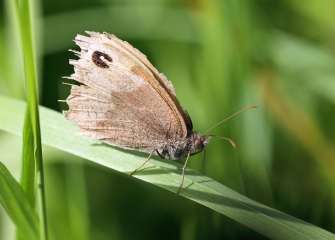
(156, 133, 210, 160)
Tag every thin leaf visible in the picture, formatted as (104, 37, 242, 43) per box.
(0, 95, 334, 240)
(13, 0, 47, 238)
(21, 110, 36, 207)
(0, 161, 39, 239)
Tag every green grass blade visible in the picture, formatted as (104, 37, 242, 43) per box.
(0, 161, 39, 239)
(13, 0, 47, 238)
(0, 95, 334, 240)
(21, 110, 36, 207)
(17, 110, 37, 240)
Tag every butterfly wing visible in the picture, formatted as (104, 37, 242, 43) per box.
(65, 32, 189, 151)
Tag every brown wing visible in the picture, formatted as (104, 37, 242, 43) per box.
(65, 32, 189, 150)
(97, 32, 177, 97)
(99, 32, 193, 134)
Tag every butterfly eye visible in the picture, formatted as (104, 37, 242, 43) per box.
(92, 51, 113, 68)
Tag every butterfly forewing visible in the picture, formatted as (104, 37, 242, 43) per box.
(65, 32, 189, 151)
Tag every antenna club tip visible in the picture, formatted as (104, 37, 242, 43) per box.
(228, 139, 237, 149)
(247, 104, 258, 109)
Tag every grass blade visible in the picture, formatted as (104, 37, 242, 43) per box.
(13, 0, 47, 238)
(21, 110, 36, 207)
(0, 95, 334, 240)
(0, 161, 39, 239)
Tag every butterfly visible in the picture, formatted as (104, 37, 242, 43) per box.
(63, 32, 252, 193)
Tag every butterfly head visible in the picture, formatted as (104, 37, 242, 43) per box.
(189, 132, 211, 156)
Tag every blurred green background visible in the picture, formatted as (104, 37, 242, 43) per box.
(1, 0, 335, 239)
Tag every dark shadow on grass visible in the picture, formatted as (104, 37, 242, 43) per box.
(92, 141, 175, 163)
(127, 166, 204, 177)
(92, 141, 206, 176)
(91, 141, 149, 158)
(156, 183, 314, 226)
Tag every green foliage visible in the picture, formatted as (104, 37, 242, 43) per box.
(0, 162, 39, 240)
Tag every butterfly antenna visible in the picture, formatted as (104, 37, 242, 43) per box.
(204, 105, 257, 134)
(208, 135, 237, 148)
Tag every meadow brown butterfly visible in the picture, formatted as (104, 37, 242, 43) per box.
(63, 32, 250, 192)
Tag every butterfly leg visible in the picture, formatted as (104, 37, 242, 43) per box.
(201, 148, 207, 173)
(177, 151, 191, 194)
(130, 150, 154, 176)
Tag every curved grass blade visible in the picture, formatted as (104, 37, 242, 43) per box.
(0, 162, 39, 240)
(0, 95, 334, 240)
